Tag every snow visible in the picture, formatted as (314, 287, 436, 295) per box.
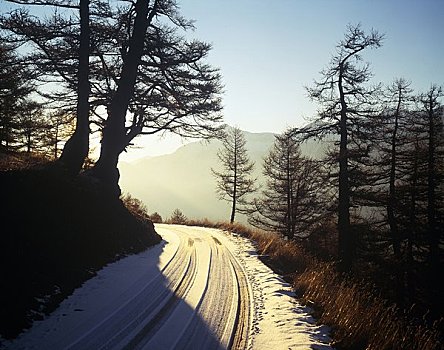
(1, 230, 180, 350)
(2, 225, 332, 350)
(208, 228, 333, 350)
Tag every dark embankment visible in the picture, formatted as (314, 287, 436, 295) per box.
(0, 154, 161, 339)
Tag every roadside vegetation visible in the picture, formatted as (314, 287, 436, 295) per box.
(180, 219, 443, 350)
(0, 152, 160, 339)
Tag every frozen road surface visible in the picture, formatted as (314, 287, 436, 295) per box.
(3, 224, 332, 350)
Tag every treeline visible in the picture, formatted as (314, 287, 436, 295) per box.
(248, 84, 443, 316)
(213, 25, 443, 325)
(0, 45, 75, 158)
(121, 194, 189, 225)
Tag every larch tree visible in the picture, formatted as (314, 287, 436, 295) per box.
(369, 78, 414, 259)
(418, 85, 444, 273)
(212, 127, 256, 223)
(58, 0, 90, 174)
(382, 79, 414, 259)
(297, 23, 384, 271)
(248, 129, 328, 239)
(88, 0, 224, 195)
(15, 100, 46, 153)
(1, 0, 91, 173)
(366, 78, 415, 305)
(1, 0, 224, 195)
(0, 42, 34, 151)
(44, 111, 76, 160)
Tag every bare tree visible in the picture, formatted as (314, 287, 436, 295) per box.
(370, 78, 414, 258)
(0, 41, 34, 151)
(44, 111, 76, 159)
(418, 85, 444, 272)
(169, 208, 187, 225)
(297, 24, 384, 271)
(58, 0, 90, 174)
(212, 127, 256, 223)
(15, 100, 46, 153)
(364, 78, 416, 305)
(1, 0, 224, 194)
(249, 129, 328, 239)
(2, 0, 91, 173)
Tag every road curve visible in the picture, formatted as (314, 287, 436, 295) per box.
(10, 224, 252, 350)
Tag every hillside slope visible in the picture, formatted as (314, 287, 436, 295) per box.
(0, 155, 161, 339)
(119, 129, 329, 222)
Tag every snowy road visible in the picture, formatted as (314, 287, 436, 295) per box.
(4, 224, 332, 350)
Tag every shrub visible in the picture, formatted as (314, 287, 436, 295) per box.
(168, 208, 187, 224)
(121, 193, 150, 224)
(150, 212, 163, 223)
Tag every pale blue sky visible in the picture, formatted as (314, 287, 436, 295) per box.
(178, 0, 444, 131)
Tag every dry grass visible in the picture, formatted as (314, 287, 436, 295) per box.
(0, 151, 50, 171)
(184, 218, 443, 350)
(295, 264, 442, 349)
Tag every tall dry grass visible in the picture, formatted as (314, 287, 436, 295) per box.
(296, 263, 442, 349)
(184, 219, 443, 350)
(0, 151, 50, 171)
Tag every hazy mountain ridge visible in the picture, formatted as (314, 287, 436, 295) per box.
(119, 129, 327, 222)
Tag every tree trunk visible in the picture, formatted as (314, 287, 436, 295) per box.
(26, 133, 31, 153)
(388, 91, 404, 305)
(230, 193, 236, 223)
(286, 151, 292, 238)
(230, 147, 237, 224)
(406, 145, 418, 305)
(58, 0, 90, 174)
(426, 98, 438, 272)
(388, 94, 402, 258)
(337, 65, 352, 272)
(54, 123, 59, 160)
(90, 0, 154, 196)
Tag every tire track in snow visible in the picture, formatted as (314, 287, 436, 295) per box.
(4, 225, 253, 350)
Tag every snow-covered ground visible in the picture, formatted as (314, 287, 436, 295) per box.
(2, 224, 332, 350)
(208, 227, 332, 350)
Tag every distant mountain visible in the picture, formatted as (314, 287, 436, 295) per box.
(118, 128, 329, 223)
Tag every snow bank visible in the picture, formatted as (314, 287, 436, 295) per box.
(209, 228, 333, 350)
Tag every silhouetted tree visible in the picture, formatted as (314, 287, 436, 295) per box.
(44, 111, 76, 159)
(15, 100, 46, 153)
(89, 0, 223, 195)
(169, 208, 187, 224)
(1, 0, 224, 193)
(150, 212, 162, 224)
(298, 24, 384, 271)
(1, 0, 91, 173)
(0, 41, 34, 151)
(418, 85, 444, 273)
(382, 79, 413, 258)
(249, 129, 329, 239)
(212, 127, 256, 223)
(58, 0, 90, 174)
(365, 78, 415, 305)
